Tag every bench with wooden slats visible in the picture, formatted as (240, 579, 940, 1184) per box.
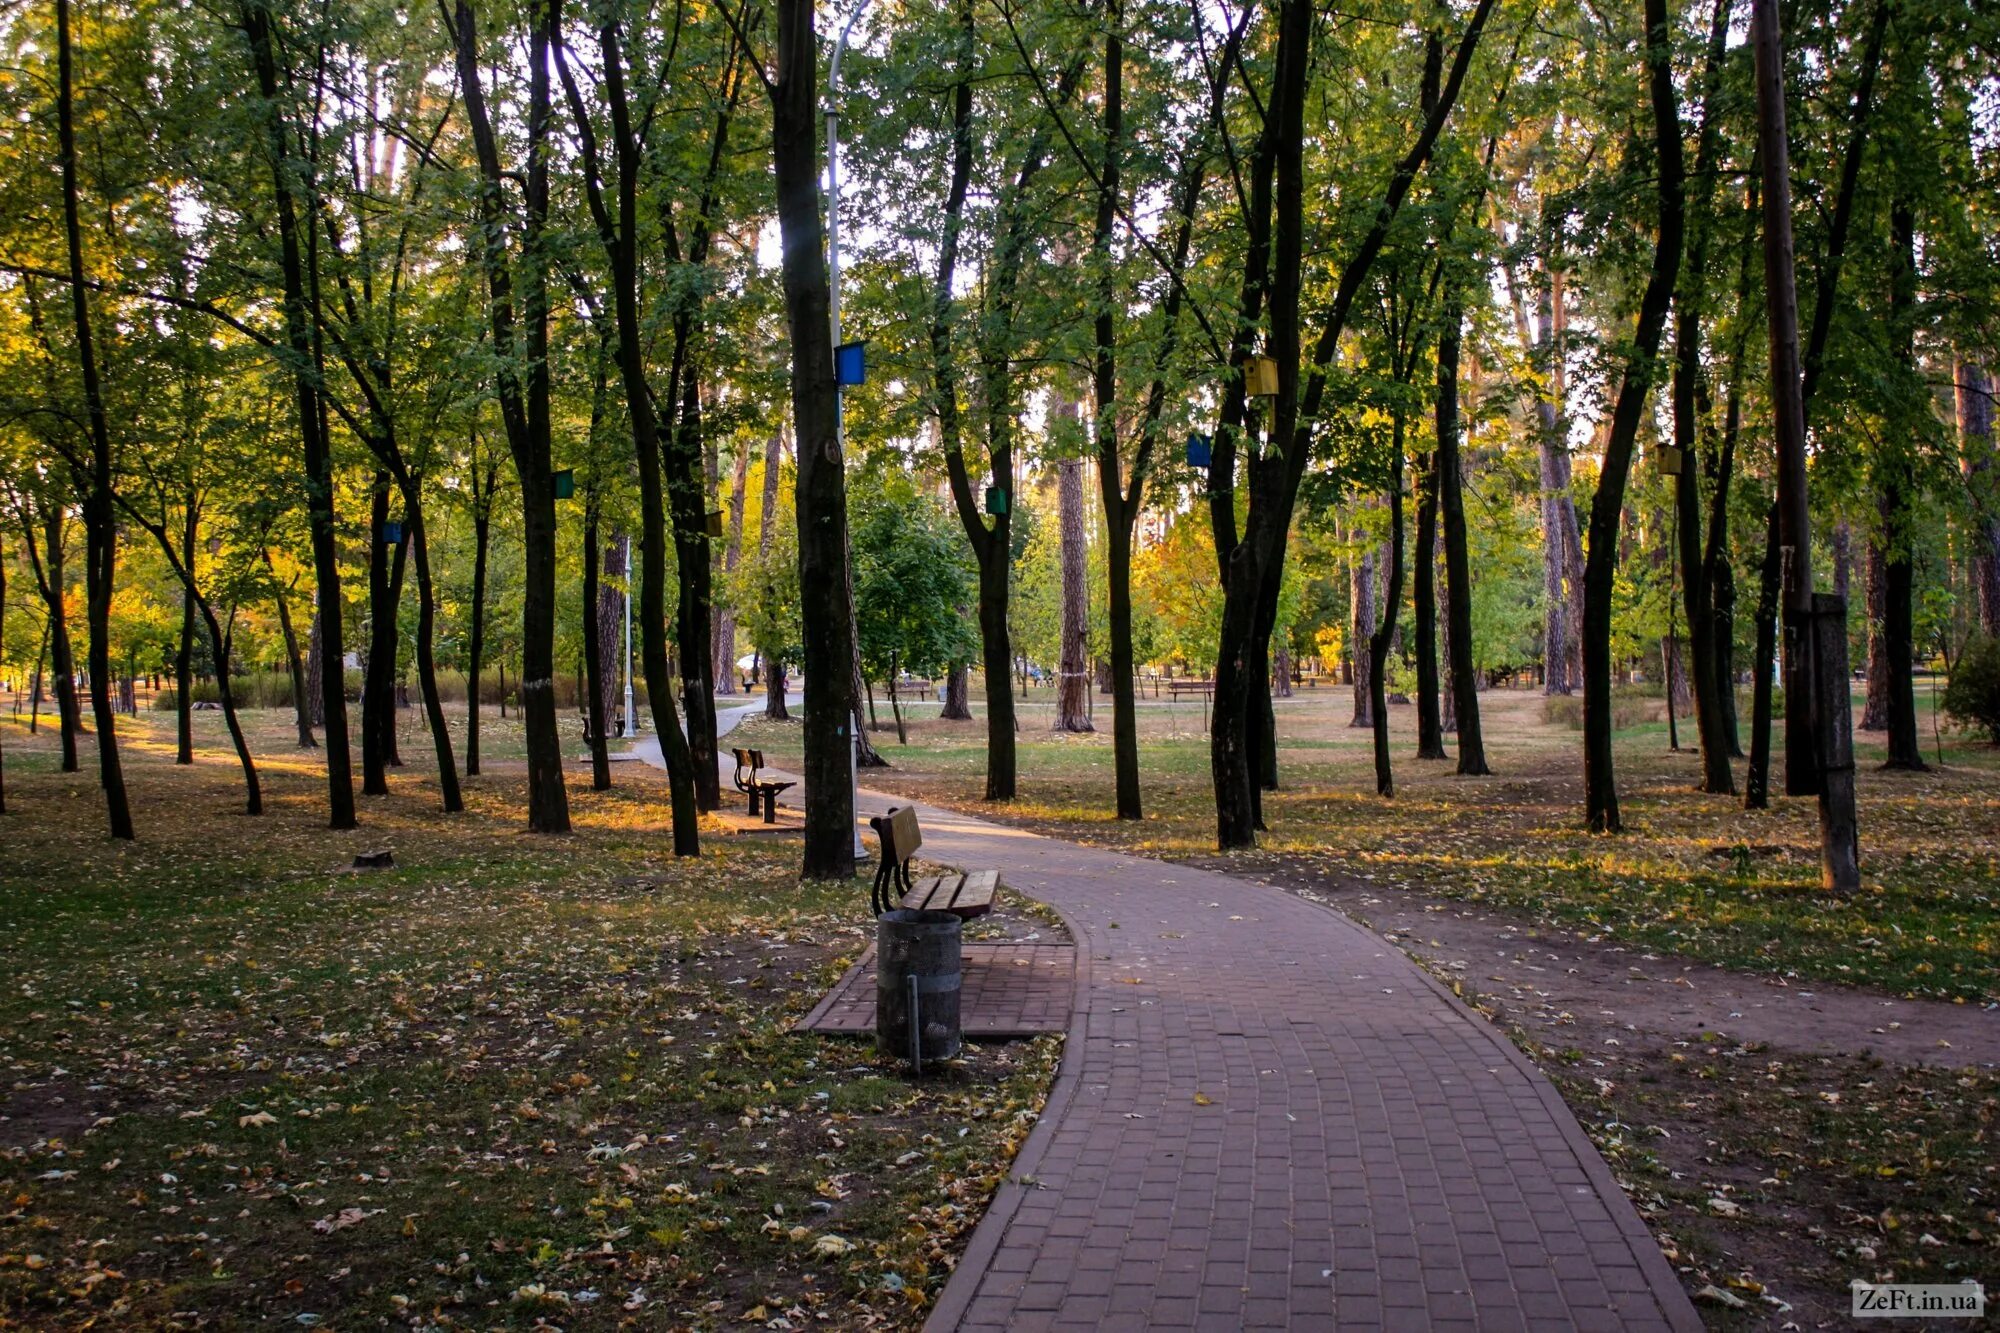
(868, 805, 1003, 919)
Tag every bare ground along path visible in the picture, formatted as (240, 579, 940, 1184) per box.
(644, 703, 1702, 1330)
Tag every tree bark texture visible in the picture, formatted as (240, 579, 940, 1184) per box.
(1055, 455, 1093, 731)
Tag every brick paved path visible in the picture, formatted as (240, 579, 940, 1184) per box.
(795, 943, 1074, 1037)
(671, 705, 1700, 1331)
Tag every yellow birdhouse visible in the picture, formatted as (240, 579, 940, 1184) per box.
(1654, 446, 1685, 477)
(1246, 356, 1280, 398)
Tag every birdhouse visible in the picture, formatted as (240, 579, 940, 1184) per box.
(835, 340, 867, 386)
(1246, 356, 1280, 398)
(1185, 433, 1212, 469)
(1654, 446, 1684, 477)
(705, 510, 725, 538)
(984, 486, 1009, 516)
(553, 468, 576, 500)
(383, 521, 403, 545)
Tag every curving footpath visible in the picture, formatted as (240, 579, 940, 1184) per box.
(652, 705, 1701, 1331)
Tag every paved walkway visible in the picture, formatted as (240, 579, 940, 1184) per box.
(648, 702, 1701, 1331)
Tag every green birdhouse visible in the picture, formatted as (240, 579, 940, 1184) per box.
(553, 468, 576, 500)
(984, 486, 1009, 516)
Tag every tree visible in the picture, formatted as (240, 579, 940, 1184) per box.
(852, 484, 976, 744)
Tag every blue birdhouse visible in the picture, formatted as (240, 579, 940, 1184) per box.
(1186, 433, 1212, 469)
(834, 340, 867, 386)
(383, 521, 403, 545)
(553, 468, 576, 500)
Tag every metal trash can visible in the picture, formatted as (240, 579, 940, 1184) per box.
(876, 908, 962, 1070)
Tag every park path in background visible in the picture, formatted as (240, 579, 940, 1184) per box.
(639, 703, 1700, 1331)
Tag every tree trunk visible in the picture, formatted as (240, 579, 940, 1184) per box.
(56, 0, 132, 838)
(1582, 0, 1683, 831)
(582, 508, 613, 790)
(265, 550, 315, 748)
(175, 498, 196, 764)
(1438, 302, 1490, 776)
(1959, 359, 1999, 635)
(28, 510, 83, 772)
(714, 446, 749, 691)
(451, 0, 569, 834)
(671, 372, 723, 807)
(1861, 542, 1889, 730)
(599, 533, 625, 730)
(1878, 199, 1924, 770)
(1350, 530, 1375, 728)
(1414, 446, 1447, 757)
(240, 0, 354, 829)
(465, 484, 491, 775)
(1369, 416, 1408, 795)
(306, 609, 325, 727)
(1055, 456, 1092, 731)
(1744, 504, 1781, 808)
(401, 492, 462, 810)
(775, 0, 857, 877)
(363, 475, 397, 795)
(942, 660, 971, 720)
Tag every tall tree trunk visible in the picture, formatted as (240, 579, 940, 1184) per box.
(1751, 0, 1858, 886)
(1055, 456, 1092, 732)
(1582, 0, 1683, 831)
(1438, 302, 1490, 775)
(550, 9, 699, 846)
(1349, 530, 1375, 728)
(671, 372, 724, 805)
(1414, 446, 1447, 757)
(714, 446, 749, 692)
(1861, 542, 1889, 730)
(582, 507, 612, 790)
(26, 511, 83, 771)
(240, 0, 355, 829)
(264, 549, 315, 747)
(1369, 416, 1408, 795)
(1744, 506, 1781, 808)
(401, 491, 464, 809)
(363, 475, 397, 794)
(56, 0, 132, 838)
(758, 431, 792, 722)
(1959, 359, 1999, 635)
(1523, 263, 1584, 696)
(465, 464, 492, 775)
(305, 609, 324, 727)
(175, 497, 196, 764)
(1878, 199, 1925, 770)
(774, 0, 857, 876)
(599, 533, 625, 731)
(451, 0, 569, 834)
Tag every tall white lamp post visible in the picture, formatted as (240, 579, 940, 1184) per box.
(620, 533, 638, 737)
(828, 0, 870, 859)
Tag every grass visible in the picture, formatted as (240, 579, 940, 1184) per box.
(0, 706, 1058, 1330)
(750, 682, 2000, 1002)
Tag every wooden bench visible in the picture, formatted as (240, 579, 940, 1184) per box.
(731, 747, 795, 822)
(1166, 679, 1215, 697)
(868, 805, 1002, 920)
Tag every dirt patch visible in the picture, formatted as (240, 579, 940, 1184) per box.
(1208, 857, 2000, 1070)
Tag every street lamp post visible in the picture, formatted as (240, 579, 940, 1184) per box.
(621, 533, 637, 738)
(828, 0, 870, 860)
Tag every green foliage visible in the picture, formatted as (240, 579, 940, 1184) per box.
(1943, 637, 2000, 744)
(851, 475, 977, 683)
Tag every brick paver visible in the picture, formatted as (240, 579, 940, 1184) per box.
(795, 943, 1075, 1036)
(672, 705, 1700, 1331)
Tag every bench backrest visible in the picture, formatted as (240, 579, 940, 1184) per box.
(879, 804, 921, 863)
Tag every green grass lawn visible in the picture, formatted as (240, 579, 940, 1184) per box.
(0, 706, 1056, 1330)
(753, 681, 2000, 1002)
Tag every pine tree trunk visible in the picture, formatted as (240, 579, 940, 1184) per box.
(1055, 456, 1092, 732)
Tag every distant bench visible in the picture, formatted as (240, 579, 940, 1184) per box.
(1166, 679, 1215, 698)
(868, 805, 1002, 920)
(731, 748, 796, 822)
